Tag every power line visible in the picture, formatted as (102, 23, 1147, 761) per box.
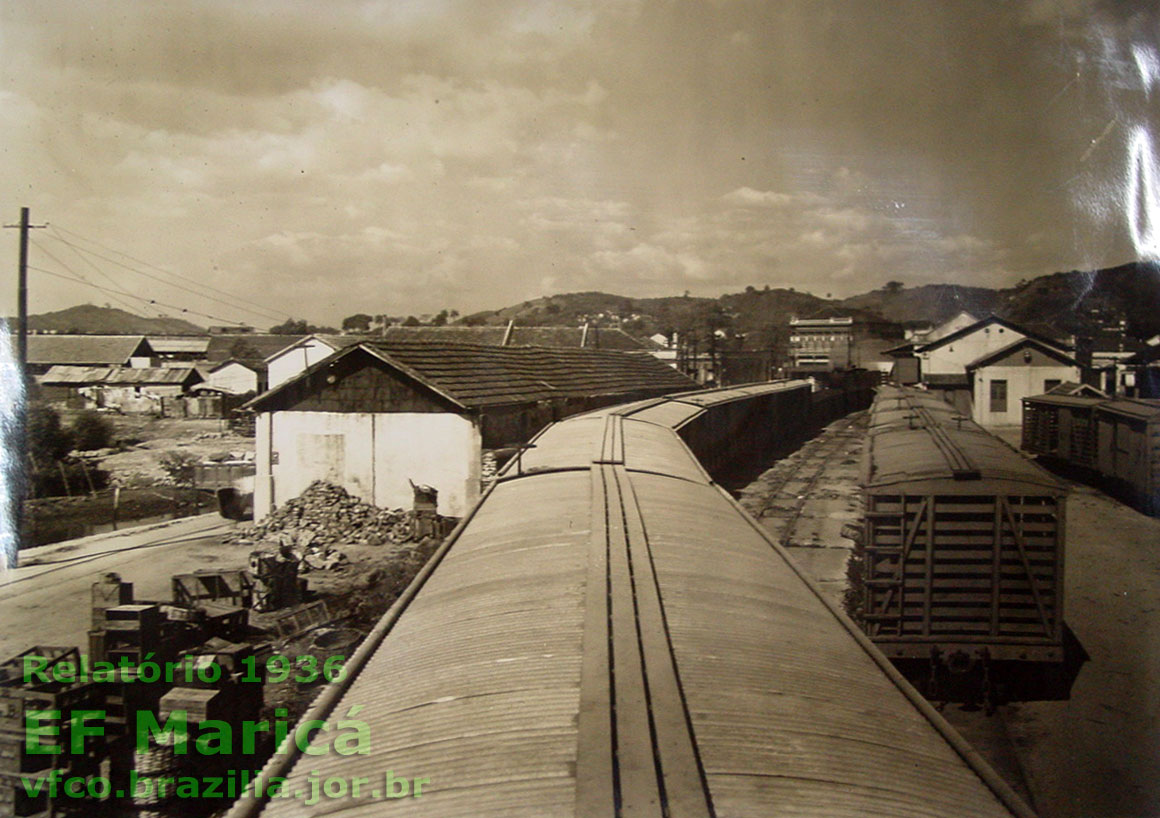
(27, 265, 251, 327)
(34, 241, 146, 317)
(47, 224, 290, 322)
(37, 233, 286, 325)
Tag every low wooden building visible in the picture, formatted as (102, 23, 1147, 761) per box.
(25, 335, 156, 376)
(246, 340, 696, 518)
(38, 365, 203, 411)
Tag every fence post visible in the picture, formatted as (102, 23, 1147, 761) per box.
(57, 461, 72, 497)
(112, 486, 120, 530)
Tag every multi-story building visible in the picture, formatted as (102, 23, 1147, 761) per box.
(788, 316, 854, 371)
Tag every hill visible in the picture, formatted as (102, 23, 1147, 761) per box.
(459, 287, 894, 350)
(459, 261, 1160, 347)
(14, 304, 205, 335)
(837, 284, 1003, 327)
(999, 262, 1160, 339)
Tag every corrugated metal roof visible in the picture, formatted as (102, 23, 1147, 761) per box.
(103, 366, 201, 385)
(39, 365, 113, 385)
(251, 390, 1026, 818)
(1023, 394, 1102, 409)
(148, 336, 210, 354)
(1096, 398, 1160, 421)
(1044, 381, 1105, 397)
(867, 387, 1063, 492)
(26, 334, 152, 365)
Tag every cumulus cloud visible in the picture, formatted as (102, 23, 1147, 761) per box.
(0, 1, 1155, 321)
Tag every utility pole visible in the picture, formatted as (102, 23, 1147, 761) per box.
(5, 207, 46, 569)
(17, 207, 29, 370)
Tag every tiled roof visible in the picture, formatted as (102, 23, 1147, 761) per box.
(209, 357, 267, 373)
(250, 341, 696, 411)
(26, 335, 152, 365)
(314, 326, 647, 350)
(204, 334, 309, 362)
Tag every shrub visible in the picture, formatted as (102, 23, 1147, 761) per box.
(157, 450, 199, 486)
(70, 410, 115, 451)
(28, 403, 73, 466)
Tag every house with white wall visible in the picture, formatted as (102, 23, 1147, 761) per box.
(246, 340, 695, 519)
(889, 316, 1078, 425)
(966, 338, 1081, 426)
(204, 359, 266, 395)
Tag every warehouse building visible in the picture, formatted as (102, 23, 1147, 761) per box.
(246, 340, 695, 518)
(24, 334, 157, 375)
(263, 325, 649, 390)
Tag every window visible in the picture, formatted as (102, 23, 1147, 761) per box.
(1044, 379, 1061, 393)
(990, 379, 1008, 413)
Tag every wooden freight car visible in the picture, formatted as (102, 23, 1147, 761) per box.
(1093, 399, 1160, 514)
(858, 387, 1072, 707)
(1023, 394, 1160, 514)
(1021, 394, 1100, 468)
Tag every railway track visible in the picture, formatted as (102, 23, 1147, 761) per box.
(744, 413, 867, 548)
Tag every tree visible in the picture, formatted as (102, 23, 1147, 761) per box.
(269, 318, 337, 334)
(431, 310, 449, 327)
(269, 318, 309, 335)
(884, 280, 904, 295)
(342, 313, 373, 332)
(403, 315, 421, 327)
(229, 338, 262, 360)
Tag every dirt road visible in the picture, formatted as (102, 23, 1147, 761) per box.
(0, 514, 247, 658)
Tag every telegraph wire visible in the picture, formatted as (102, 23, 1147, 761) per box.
(33, 240, 147, 318)
(46, 224, 290, 322)
(37, 232, 286, 325)
(26, 263, 251, 324)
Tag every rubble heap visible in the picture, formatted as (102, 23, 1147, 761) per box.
(225, 481, 414, 548)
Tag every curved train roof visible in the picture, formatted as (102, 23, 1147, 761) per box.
(239, 383, 1031, 818)
(866, 386, 1064, 494)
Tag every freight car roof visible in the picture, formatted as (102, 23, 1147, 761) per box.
(867, 387, 1064, 493)
(1095, 398, 1160, 421)
(866, 425, 1063, 492)
(243, 410, 1028, 818)
(1022, 394, 1102, 408)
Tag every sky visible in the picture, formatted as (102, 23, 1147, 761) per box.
(0, 0, 1158, 328)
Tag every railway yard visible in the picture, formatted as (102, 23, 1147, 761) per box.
(739, 412, 1160, 818)
(3, 384, 1159, 816)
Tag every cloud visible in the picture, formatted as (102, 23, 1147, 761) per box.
(1, 1, 1156, 322)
